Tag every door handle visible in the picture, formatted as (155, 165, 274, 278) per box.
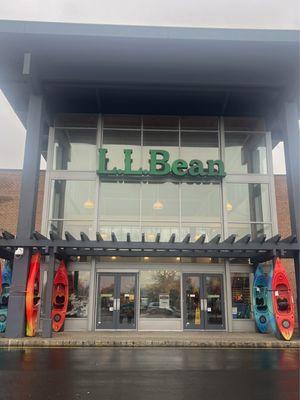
(200, 299, 204, 311)
(203, 299, 208, 311)
(116, 298, 120, 311)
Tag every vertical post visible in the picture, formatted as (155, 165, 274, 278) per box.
(5, 94, 44, 338)
(283, 101, 300, 327)
(42, 248, 56, 338)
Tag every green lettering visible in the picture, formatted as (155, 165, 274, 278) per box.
(172, 159, 188, 176)
(97, 148, 118, 175)
(149, 150, 170, 175)
(188, 159, 204, 176)
(207, 160, 226, 177)
(123, 149, 142, 175)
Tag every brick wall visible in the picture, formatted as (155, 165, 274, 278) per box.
(0, 170, 45, 235)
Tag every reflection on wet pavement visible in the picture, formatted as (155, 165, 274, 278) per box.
(0, 348, 299, 400)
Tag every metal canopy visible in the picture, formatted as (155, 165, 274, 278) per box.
(0, 20, 299, 137)
(0, 230, 298, 263)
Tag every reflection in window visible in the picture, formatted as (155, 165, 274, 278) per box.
(99, 182, 140, 221)
(226, 183, 270, 223)
(181, 131, 219, 162)
(53, 129, 97, 171)
(228, 223, 272, 240)
(231, 273, 251, 319)
(50, 180, 95, 220)
(102, 128, 141, 171)
(225, 132, 267, 174)
(48, 220, 94, 239)
(141, 183, 179, 222)
(140, 270, 181, 318)
(142, 130, 179, 170)
(67, 271, 90, 318)
(181, 183, 221, 222)
(180, 224, 222, 242)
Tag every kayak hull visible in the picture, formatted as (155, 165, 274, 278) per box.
(26, 253, 41, 337)
(272, 258, 295, 341)
(0, 261, 12, 333)
(253, 265, 270, 333)
(52, 261, 69, 332)
(0, 308, 7, 333)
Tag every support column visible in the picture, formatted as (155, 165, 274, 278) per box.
(42, 248, 56, 338)
(5, 94, 44, 338)
(283, 101, 300, 327)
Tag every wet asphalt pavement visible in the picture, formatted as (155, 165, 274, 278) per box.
(0, 348, 299, 400)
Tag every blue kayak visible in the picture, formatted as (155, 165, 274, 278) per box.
(253, 265, 270, 333)
(0, 261, 12, 333)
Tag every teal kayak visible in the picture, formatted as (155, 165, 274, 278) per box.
(253, 265, 270, 333)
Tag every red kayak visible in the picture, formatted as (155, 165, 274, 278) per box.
(272, 258, 295, 340)
(26, 252, 41, 337)
(52, 260, 69, 332)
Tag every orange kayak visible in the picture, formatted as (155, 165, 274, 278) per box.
(272, 258, 295, 340)
(52, 260, 69, 332)
(26, 253, 41, 337)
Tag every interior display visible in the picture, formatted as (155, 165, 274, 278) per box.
(25, 253, 41, 337)
(66, 271, 90, 318)
(231, 273, 251, 319)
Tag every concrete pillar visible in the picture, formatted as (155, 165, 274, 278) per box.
(5, 94, 44, 338)
(283, 101, 300, 327)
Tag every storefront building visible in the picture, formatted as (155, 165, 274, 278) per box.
(38, 113, 275, 332)
(0, 20, 299, 338)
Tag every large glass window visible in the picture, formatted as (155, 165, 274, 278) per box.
(226, 183, 271, 239)
(48, 180, 95, 237)
(53, 129, 97, 171)
(225, 132, 267, 174)
(226, 183, 270, 223)
(141, 182, 180, 242)
(140, 270, 181, 318)
(50, 180, 95, 220)
(231, 273, 251, 319)
(181, 131, 219, 161)
(181, 183, 221, 241)
(98, 182, 140, 241)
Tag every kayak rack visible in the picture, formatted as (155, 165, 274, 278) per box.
(0, 230, 298, 263)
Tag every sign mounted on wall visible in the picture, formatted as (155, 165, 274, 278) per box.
(97, 148, 226, 181)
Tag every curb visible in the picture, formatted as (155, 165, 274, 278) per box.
(0, 338, 299, 348)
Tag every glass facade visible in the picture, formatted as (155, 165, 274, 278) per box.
(46, 114, 273, 243)
(43, 114, 277, 332)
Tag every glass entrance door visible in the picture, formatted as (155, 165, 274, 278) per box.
(96, 273, 137, 330)
(183, 274, 225, 330)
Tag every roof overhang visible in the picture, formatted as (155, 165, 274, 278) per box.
(0, 20, 299, 138)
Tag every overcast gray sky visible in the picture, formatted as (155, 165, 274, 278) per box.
(0, 0, 295, 172)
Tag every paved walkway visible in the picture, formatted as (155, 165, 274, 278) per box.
(1, 331, 299, 348)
